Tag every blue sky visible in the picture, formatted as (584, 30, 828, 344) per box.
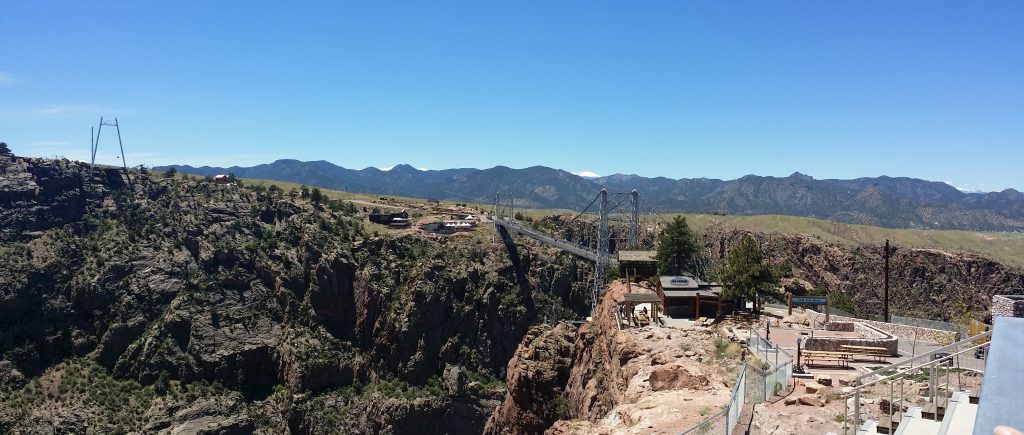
(1, 2, 1022, 191)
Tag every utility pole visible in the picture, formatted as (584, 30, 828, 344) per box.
(884, 239, 891, 323)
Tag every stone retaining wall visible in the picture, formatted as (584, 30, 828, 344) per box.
(824, 322, 854, 332)
(992, 294, 1024, 318)
(804, 321, 899, 356)
(805, 310, 958, 345)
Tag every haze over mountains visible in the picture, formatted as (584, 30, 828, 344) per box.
(158, 160, 1024, 232)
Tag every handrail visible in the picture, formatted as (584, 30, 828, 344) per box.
(846, 340, 989, 392)
(843, 332, 991, 433)
(851, 330, 991, 384)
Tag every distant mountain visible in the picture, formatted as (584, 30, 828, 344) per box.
(157, 161, 1024, 231)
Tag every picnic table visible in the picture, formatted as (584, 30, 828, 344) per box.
(803, 350, 853, 368)
(840, 345, 889, 362)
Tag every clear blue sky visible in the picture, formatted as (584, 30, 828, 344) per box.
(2, 1, 1022, 191)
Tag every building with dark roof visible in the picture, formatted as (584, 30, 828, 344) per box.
(656, 275, 728, 319)
(617, 250, 658, 278)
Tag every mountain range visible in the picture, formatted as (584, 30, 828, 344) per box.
(157, 160, 1024, 232)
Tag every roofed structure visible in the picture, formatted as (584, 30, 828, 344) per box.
(618, 250, 658, 278)
(656, 275, 728, 319)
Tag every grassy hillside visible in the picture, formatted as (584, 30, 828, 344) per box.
(177, 172, 1024, 269)
(661, 213, 1024, 268)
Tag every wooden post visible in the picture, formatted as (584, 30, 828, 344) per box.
(788, 293, 793, 316)
(696, 293, 701, 320)
(716, 297, 722, 318)
(825, 299, 830, 324)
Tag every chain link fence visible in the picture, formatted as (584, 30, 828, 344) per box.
(745, 329, 793, 403)
(680, 365, 747, 435)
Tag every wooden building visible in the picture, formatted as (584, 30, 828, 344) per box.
(656, 275, 726, 319)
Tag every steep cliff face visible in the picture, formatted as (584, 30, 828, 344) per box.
(0, 156, 591, 434)
(482, 323, 577, 434)
(487, 281, 745, 434)
(702, 228, 1024, 321)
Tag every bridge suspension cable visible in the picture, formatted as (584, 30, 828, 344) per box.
(493, 187, 643, 318)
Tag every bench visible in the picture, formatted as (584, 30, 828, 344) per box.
(803, 350, 853, 368)
(841, 345, 889, 362)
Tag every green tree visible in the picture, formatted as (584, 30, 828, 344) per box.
(310, 187, 323, 204)
(0, 141, 10, 155)
(655, 216, 701, 276)
(720, 234, 782, 315)
(299, 185, 310, 199)
(162, 167, 177, 178)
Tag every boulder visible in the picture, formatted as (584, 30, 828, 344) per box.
(804, 382, 826, 394)
(815, 375, 833, 386)
(798, 394, 824, 407)
(648, 363, 709, 391)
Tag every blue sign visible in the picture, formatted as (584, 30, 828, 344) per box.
(792, 297, 828, 304)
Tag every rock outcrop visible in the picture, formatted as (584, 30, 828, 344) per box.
(0, 155, 591, 434)
(483, 323, 577, 434)
(487, 281, 745, 434)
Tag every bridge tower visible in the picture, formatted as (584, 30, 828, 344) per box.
(493, 193, 514, 221)
(592, 189, 609, 314)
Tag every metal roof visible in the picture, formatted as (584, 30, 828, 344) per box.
(663, 290, 700, 298)
(660, 276, 699, 289)
(622, 293, 662, 303)
(663, 289, 722, 298)
(618, 250, 657, 262)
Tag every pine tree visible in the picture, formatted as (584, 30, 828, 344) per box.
(0, 142, 11, 155)
(655, 216, 702, 276)
(720, 234, 782, 315)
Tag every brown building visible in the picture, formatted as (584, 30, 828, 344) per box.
(656, 275, 726, 319)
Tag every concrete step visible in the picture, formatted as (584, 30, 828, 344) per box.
(876, 412, 903, 434)
(968, 386, 981, 404)
(938, 391, 978, 435)
(893, 407, 942, 435)
(856, 419, 880, 435)
(919, 397, 949, 420)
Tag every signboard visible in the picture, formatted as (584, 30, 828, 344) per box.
(791, 297, 828, 305)
(669, 277, 691, 286)
(789, 294, 830, 323)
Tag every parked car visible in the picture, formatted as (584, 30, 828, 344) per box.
(974, 347, 987, 360)
(932, 352, 953, 367)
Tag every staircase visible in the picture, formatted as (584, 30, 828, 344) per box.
(838, 330, 991, 435)
(850, 391, 977, 435)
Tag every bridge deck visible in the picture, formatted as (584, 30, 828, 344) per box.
(494, 219, 617, 266)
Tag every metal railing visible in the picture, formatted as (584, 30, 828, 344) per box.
(842, 330, 992, 434)
(746, 329, 793, 403)
(680, 364, 747, 435)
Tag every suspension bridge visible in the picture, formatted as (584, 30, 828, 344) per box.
(493, 189, 643, 314)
